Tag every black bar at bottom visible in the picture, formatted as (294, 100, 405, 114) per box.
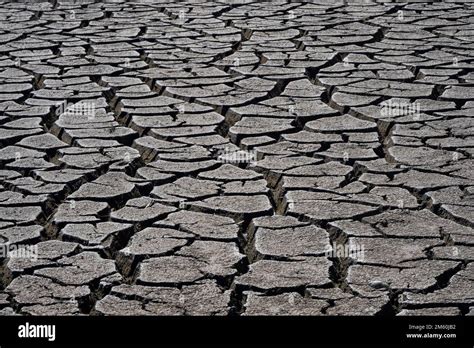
(0, 316, 472, 346)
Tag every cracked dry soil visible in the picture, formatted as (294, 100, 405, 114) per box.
(0, 0, 473, 316)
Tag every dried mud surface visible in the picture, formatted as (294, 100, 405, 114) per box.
(0, 0, 473, 316)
